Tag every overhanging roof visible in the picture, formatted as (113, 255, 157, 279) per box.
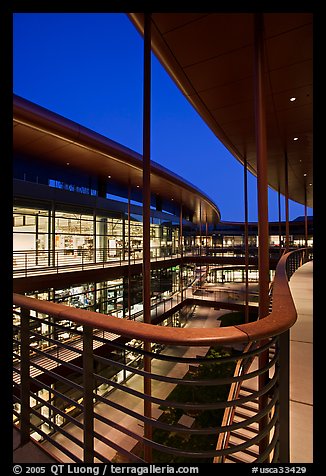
(128, 13, 313, 208)
(13, 94, 220, 224)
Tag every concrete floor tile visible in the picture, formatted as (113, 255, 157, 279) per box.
(290, 401, 313, 463)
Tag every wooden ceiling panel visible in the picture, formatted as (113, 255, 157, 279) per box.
(265, 24, 312, 71)
(184, 44, 253, 93)
(263, 13, 312, 39)
(128, 13, 313, 207)
(161, 13, 254, 68)
(268, 60, 312, 94)
(199, 76, 254, 112)
(211, 100, 254, 126)
(152, 13, 208, 35)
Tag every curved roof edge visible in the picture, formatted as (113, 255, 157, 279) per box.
(13, 94, 221, 224)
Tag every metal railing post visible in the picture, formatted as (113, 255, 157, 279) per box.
(20, 307, 31, 446)
(25, 253, 28, 277)
(83, 325, 94, 462)
(278, 330, 290, 462)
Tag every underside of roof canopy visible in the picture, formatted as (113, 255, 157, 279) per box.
(128, 12, 313, 208)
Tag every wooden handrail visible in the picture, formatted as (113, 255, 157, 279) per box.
(13, 249, 308, 347)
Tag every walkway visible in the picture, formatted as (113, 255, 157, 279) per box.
(288, 261, 313, 463)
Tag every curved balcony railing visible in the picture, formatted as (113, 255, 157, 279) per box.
(13, 248, 311, 463)
(13, 245, 309, 278)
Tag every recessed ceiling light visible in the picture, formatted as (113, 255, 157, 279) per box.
(304, 173, 307, 177)
(108, 175, 111, 179)
(293, 137, 299, 141)
(290, 97, 296, 102)
(136, 185, 140, 188)
(309, 183, 312, 186)
(66, 162, 70, 165)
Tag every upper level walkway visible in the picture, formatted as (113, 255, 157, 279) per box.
(13, 246, 282, 294)
(288, 260, 313, 463)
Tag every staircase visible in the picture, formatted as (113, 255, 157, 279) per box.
(223, 386, 260, 462)
(218, 341, 276, 463)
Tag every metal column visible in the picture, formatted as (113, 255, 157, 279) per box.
(180, 204, 184, 301)
(142, 12, 152, 462)
(244, 155, 249, 323)
(304, 182, 308, 248)
(20, 307, 31, 446)
(83, 325, 94, 462)
(284, 153, 290, 252)
(254, 13, 270, 320)
(199, 202, 202, 253)
(254, 12, 270, 460)
(128, 180, 131, 318)
(278, 186, 283, 257)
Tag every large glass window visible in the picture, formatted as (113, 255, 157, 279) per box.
(13, 207, 49, 268)
(54, 211, 94, 262)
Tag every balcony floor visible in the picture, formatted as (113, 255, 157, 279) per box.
(289, 260, 313, 463)
(13, 427, 57, 463)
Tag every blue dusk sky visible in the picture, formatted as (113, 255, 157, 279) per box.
(13, 12, 312, 222)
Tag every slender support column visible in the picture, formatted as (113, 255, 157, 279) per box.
(254, 13, 270, 319)
(244, 155, 249, 323)
(122, 212, 126, 262)
(51, 201, 56, 267)
(20, 307, 31, 446)
(205, 214, 208, 249)
(205, 214, 209, 281)
(199, 202, 202, 254)
(93, 210, 96, 263)
(304, 183, 308, 249)
(47, 209, 51, 267)
(128, 180, 131, 319)
(180, 204, 184, 301)
(142, 12, 152, 462)
(35, 214, 39, 266)
(278, 186, 282, 257)
(83, 325, 94, 462)
(284, 153, 290, 252)
(254, 12, 270, 460)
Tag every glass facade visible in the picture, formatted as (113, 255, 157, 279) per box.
(13, 202, 180, 271)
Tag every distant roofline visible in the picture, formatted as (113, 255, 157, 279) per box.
(13, 94, 221, 224)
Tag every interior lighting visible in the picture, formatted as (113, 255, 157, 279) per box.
(290, 97, 296, 102)
(66, 162, 70, 165)
(303, 173, 307, 177)
(293, 137, 299, 141)
(108, 175, 111, 179)
(136, 185, 140, 188)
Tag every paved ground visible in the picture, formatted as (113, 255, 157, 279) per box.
(288, 261, 313, 463)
